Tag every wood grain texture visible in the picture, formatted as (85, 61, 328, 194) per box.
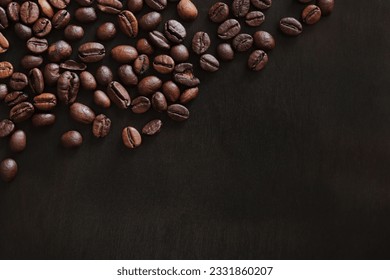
(0, 0, 390, 259)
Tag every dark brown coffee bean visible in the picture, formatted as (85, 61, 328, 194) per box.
(217, 43, 234, 61)
(180, 87, 198, 104)
(200, 54, 219, 72)
(14, 23, 32, 40)
(245, 11, 265, 27)
(48, 40, 72, 62)
(138, 76, 162, 96)
(70, 102, 95, 124)
(302, 4, 321, 25)
(33, 17, 52, 37)
(93, 90, 111, 108)
(64, 25, 84, 41)
(96, 65, 113, 86)
(170, 44, 189, 63)
(111, 45, 138, 63)
(177, 0, 198, 21)
(28, 68, 44, 94)
(75, 7, 97, 23)
(80, 71, 97, 91)
(253, 31, 275, 51)
(26, 37, 48, 54)
(280, 17, 303, 36)
(164, 19, 186, 43)
(4, 91, 28, 107)
(192, 31, 211, 55)
(122, 126, 142, 149)
(250, 0, 272, 10)
(118, 64, 138, 86)
(43, 63, 60, 86)
(31, 113, 56, 127)
(136, 38, 154, 55)
(9, 72, 28, 91)
(37, 0, 54, 18)
(248, 49, 268, 71)
(131, 96, 151, 114)
(61, 130, 83, 148)
(0, 119, 14, 138)
(218, 19, 241, 40)
(52, 9, 70, 29)
(0, 32, 8, 53)
(232, 33, 253, 52)
(57, 71, 80, 105)
(60, 60, 87, 71)
(21, 55, 43, 70)
(173, 63, 200, 87)
(0, 158, 17, 182)
(139, 11, 162, 31)
(118, 10, 138, 38)
(107, 81, 131, 109)
(92, 114, 111, 138)
(20, 1, 39, 25)
(0, 83, 7, 100)
(142, 119, 162, 136)
(0, 8, 5, 29)
(75, 0, 94, 6)
(9, 130, 26, 153)
(127, 0, 143, 13)
(33, 93, 57, 111)
(145, 0, 167, 11)
(97, 0, 123, 14)
(167, 104, 189, 121)
(134, 55, 150, 75)
(49, 0, 70, 9)
(317, 0, 334, 16)
(148, 30, 170, 50)
(96, 22, 116, 41)
(209, 2, 229, 23)
(232, 0, 250, 18)
(6, 2, 20, 22)
(151, 91, 167, 112)
(153, 55, 174, 74)
(0, 61, 13, 79)
(161, 81, 180, 102)
(78, 42, 105, 63)
(10, 102, 34, 123)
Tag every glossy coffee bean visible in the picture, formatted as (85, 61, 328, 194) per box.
(136, 38, 154, 55)
(152, 92, 167, 112)
(250, 0, 272, 10)
(49, 0, 70, 9)
(162, 80, 180, 102)
(280, 17, 303, 36)
(60, 60, 87, 71)
(302, 4, 321, 25)
(149, 30, 170, 50)
(245, 11, 265, 27)
(93, 90, 111, 108)
(164, 19, 186, 43)
(111, 45, 138, 63)
(0, 61, 13, 79)
(232, 0, 250, 18)
(4, 91, 28, 107)
(80, 71, 97, 91)
(200, 54, 219, 72)
(209, 2, 229, 23)
(0, 83, 7, 100)
(26, 37, 48, 54)
(9, 130, 26, 153)
(57, 71, 80, 105)
(127, 0, 143, 13)
(173, 63, 200, 87)
(134, 55, 150, 75)
(248, 50, 268, 71)
(138, 76, 162, 96)
(192, 31, 211, 55)
(232, 33, 253, 52)
(64, 25, 84, 41)
(180, 87, 199, 104)
(10, 102, 35, 123)
(0, 158, 17, 182)
(217, 43, 234, 61)
(153, 55, 174, 74)
(6, 2, 20, 22)
(96, 65, 113, 86)
(96, 22, 117, 41)
(142, 119, 162, 136)
(61, 130, 83, 148)
(317, 0, 334, 16)
(167, 104, 189, 121)
(43, 63, 60, 86)
(9, 72, 28, 91)
(122, 126, 142, 149)
(0, 32, 8, 53)
(48, 40, 72, 62)
(32, 113, 56, 127)
(118, 10, 138, 38)
(170, 44, 189, 62)
(177, 0, 198, 21)
(107, 81, 131, 109)
(97, 0, 123, 14)
(253, 31, 275, 51)
(38, 0, 54, 18)
(28, 68, 44, 94)
(52, 9, 70, 29)
(33, 17, 52, 37)
(78, 42, 105, 63)
(21, 55, 43, 70)
(118, 64, 138, 86)
(131, 96, 151, 114)
(14, 23, 32, 40)
(70, 102, 96, 124)
(20, 1, 39, 25)
(75, 7, 97, 23)
(33, 93, 57, 111)
(92, 114, 111, 138)
(0, 119, 14, 138)
(145, 0, 167, 11)
(218, 19, 241, 40)
(139, 11, 162, 31)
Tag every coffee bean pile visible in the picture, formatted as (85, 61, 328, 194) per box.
(0, 0, 334, 182)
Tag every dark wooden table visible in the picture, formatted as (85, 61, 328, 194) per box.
(1, 0, 389, 259)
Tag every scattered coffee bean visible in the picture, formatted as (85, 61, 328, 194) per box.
(138, 76, 162, 96)
(6, 2, 20, 23)
(0, 83, 7, 100)
(180, 87, 199, 104)
(21, 55, 43, 70)
(232, 33, 253, 52)
(170, 44, 189, 62)
(132, 96, 151, 114)
(145, 0, 167, 11)
(9, 102, 35, 123)
(218, 19, 241, 40)
(93, 90, 111, 108)
(209, 2, 229, 23)
(92, 114, 111, 138)
(317, 0, 334, 16)
(153, 55, 175, 74)
(118, 64, 138, 86)
(245, 11, 265, 27)
(20, 1, 39, 25)
(9, 130, 26, 153)
(32, 113, 56, 127)
(28, 68, 44, 94)
(49, 0, 70, 9)
(167, 104, 190, 121)
(253, 31, 275, 51)
(96, 65, 113, 86)
(149, 30, 171, 50)
(61, 130, 83, 148)
(142, 119, 162, 136)
(52, 9, 70, 29)
(14, 23, 32, 40)
(107, 81, 131, 109)
(0, 61, 13, 79)
(33, 17, 52, 37)
(127, 0, 143, 13)
(251, 0, 272, 10)
(57, 71, 80, 105)
(122, 126, 142, 149)
(33, 93, 57, 111)
(0, 31, 9, 53)
(302, 4, 321, 25)
(139, 11, 162, 31)
(80, 71, 97, 91)
(75, 7, 97, 23)
(60, 60, 87, 71)
(4, 91, 28, 107)
(136, 38, 154, 55)
(111, 45, 138, 63)
(0, 158, 17, 182)
(48, 40, 72, 62)
(70, 102, 96, 124)
(177, 0, 198, 21)
(78, 42, 106, 63)
(118, 10, 138, 38)
(192, 31, 211, 55)
(152, 92, 168, 112)
(43, 63, 60, 86)
(96, 22, 117, 41)
(0, 119, 15, 138)
(173, 63, 200, 87)
(37, 0, 54, 18)
(26, 37, 48, 54)
(232, 0, 250, 18)
(217, 43, 235, 61)
(200, 54, 220, 72)
(248, 49, 269, 71)
(164, 19, 186, 43)
(280, 17, 303, 36)
(64, 25, 85, 41)
(97, 0, 123, 14)
(9, 72, 28, 91)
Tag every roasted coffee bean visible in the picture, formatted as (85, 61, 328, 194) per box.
(4, 91, 28, 107)
(70, 102, 96, 124)
(21, 55, 43, 70)
(177, 0, 198, 21)
(118, 10, 138, 38)
(170, 44, 189, 62)
(232, 0, 250, 18)
(217, 43, 234, 61)
(162, 80, 180, 102)
(145, 0, 167, 11)
(80, 71, 97, 91)
(317, 0, 334, 16)
(149, 31, 170, 50)
(61, 130, 83, 148)
(139, 11, 162, 31)
(248, 49, 268, 71)
(0, 158, 17, 182)
(253, 31, 275, 51)
(164, 19, 186, 43)
(138, 76, 162, 96)
(28, 68, 44, 94)
(122, 126, 141, 149)
(32, 113, 56, 127)
(38, 0, 54, 18)
(0, 83, 7, 100)
(52, 9, 70, 29)
(14, 23, 32, 40)
(49, 0, 70, 9)
(57, 71, 80, 104)
(43, 63, 60, 86)
(48, 40, 72, 62)
(131, 96, 151, 114)
(127, 0, 143, 13)
(60, 60, 87, 71)
(142, 119, 162, 135)
(93, 90, 111, 108)
(232, 33, 253, 52)
(107, 81, 131, 109)
(173, 63, 200, 87)
(118, 64, 138, 86)
(136, 38, 154, 55)
(111, 45, 138, 63)
(97, 0, 123, 14)
(64, 25, 84, 41)
(200, 54, 219, 72)
(134, 55, 150, 75)
(20, 1, 39, 25)
(0, 31, 8, 53)
(96, 22, 116, 41)
(10, 102, 35, 123)
(250, 0, 272, 10)
(92, 114, 111, 138)
(218, 19, 241, 40)
(78, 42, 105, 63)
(152, 92, 167, 112)
(280, 17, 303, 36)
(302, 4, 321, 25)
(209, 2, 229, 23)
(96, 65, 113, 86)
(245, 11, 265, 27)
(33, 93, 57, 111)
(153, 55, 174, 74)
(9, 130, 26, 153)
(26, 37, 48, 54)
(0, 61, 13, 79)
(0, 119, 14, 138)
(192, 31, 211, 55)
(180, 87, 198, 104)
(9, 72, 28, 91)
(0, 8, 6, 28)
(76, 0, 94, 6)
(75, 7, 97, 23)
(167, 104, 189, 121)
(6, 2, 20, 22)
(33, 17, 52, 37)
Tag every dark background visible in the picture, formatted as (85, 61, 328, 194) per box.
(1, 0, 390, 259)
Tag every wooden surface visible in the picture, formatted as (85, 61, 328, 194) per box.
(1, 0, 390, 259)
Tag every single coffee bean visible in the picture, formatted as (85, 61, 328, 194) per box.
(248, 49, 268, 71)
(142, 119, 162, 136)
(134, 55, 150, 75)
(10, 102, 35, 123)
(200, 54, 219, 72)
(75, 0, 95, 6)
(139, 11, 162, 31)
(26, 37, 48, 54)
(111, 45, 138, 63)
(173, 63, 200, 87)
(152, 92, 167, 112)
(43, 63, 60, 86)
(20, 1, 39, 25)
(60, 60, 87, 71)
(162, 80, 180, 102)
(302, 4, 321, 25)
(180, 87, 198, 104)
(48, 40, 72, 62)
(218, 19, 241, 40)
(136, 38, 154, 55)
(96, 22, 117, 41)
(61, 130, 83, 148)
(107, 81, 131, 109)
(92, 114, 111, 138)
(75, 7, 97, 23)
(250, 0, 272, 10)
(33, 17, 52, 37)
(78, 42, 105, 63)
(80, 71, 97, 91)
(0, 83, 7, 100)
(164, 19, 186, 43)
(192, 31, 211, 55)
(138, 76, 162, 96)
(232, 0, 250, 18)
(97, 0, 122, 14)
(245, 11, 265, 27)
(4, 91, 28, 107)
(14, 23, 32, 40)
(232, 33, 253, 52)
(122, 126, 142, 149)
(280, 17, 303, 36)
(145, 0, 167, 11)
(57, 71, 80, 105)
(253, 31, 275, 51)
(177, 0, 198, 21)
(167, 104, 189, 121)
(32, 113, 56, 127)
(28, 68, 44, 94)
(0, 119, 14, 138)
(93, 90, 111, 108)
(33, 93, 57, 111)
(38, 0, 54, 18)
(127, 0, 143, 13)
(131, 96, 151, 114)
(64, 25, 84, 41)
(209, 2, 229, 23)
(217, 43, 234, 61)
(70, 102, 96, 124)
(0, 31, 8, 53)
(9, 130, 26, 153)
(118, 10, 138, 38)
(6, 2, 20, 22)
(118, 64, 138, 86)
(52, 9, 70, 29)
(153, 55, 174, 74)
(148, 30, 170, 50)
(21, 55, 43, 70)
(0, 158, 17, 182)
(317, 0, 334, 16)
(170, 44, 189, 62)
(96, 65, 113, 86)
(9, 72, 28, 91)
(49, 0, 70, 9)
(0, 61, 13, 79)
